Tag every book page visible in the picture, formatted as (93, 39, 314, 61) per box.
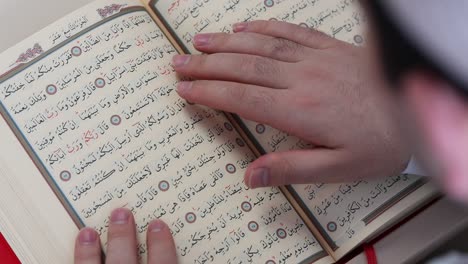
(148, 0, 438, 259)
(0, 0, 330, 263)
(243, 118, 437, 258)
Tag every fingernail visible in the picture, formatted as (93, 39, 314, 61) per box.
(233, 22, 248, 32)
(149, 219, 166, 233)
(248, 168, 269, 188)
(177, 81, 193, 95)
(110, 208, 130, 224)
(172, 55, 190, 68)
(193, 33, 212, 46)
(78, 228, 98, 245)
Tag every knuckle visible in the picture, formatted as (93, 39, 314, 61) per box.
(268, 37, 302, 57)
(247, 90, 275, 116)
(74, 247, 98, 262)
(196, 54, 211, 71)
(107, 227, 132, 243)
(227, 84, 248, 102)
(250, 56, 280, 77)
(214, 33, 231, 47)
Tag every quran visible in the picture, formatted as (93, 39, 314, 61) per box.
(0, 0, 438, 263)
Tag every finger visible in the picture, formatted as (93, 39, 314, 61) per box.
(177, 80, 291, 128)
(193, 32, 312, 62)
(404, 72, 468, 202)
(232, 20, 337, 49)
(244, 149, 361, 187)
(74, 228, 101, 264)
(147, 220, 177, 264)
(105, 208, 138, 264)
(172, 53, 290, 89)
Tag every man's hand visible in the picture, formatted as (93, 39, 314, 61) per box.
(74, 208, 177, 264)
(173, 20, 410, 188)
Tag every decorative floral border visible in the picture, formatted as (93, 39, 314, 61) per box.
(97, 4, 126, 19)
(15, 43, 43, 64)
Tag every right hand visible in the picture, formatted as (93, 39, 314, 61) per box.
(173, 20, 410, 188)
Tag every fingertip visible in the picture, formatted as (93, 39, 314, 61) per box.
(245, 167, 270, 189)
(77, 227, 99, 246)
(74, 227, 101, 264)
(232, 22, 248, 32)
(147, 219, 177, 263)
(106, 208, 138, 264)
(148, 219, 168, 234)
(172, 54, 191, 69)
(176, 81, 193, 97)
(147, 219, 174, 245)
(245, 155, 276, 189)
(193, 33, 213, 47)
(110, 207, 132, 225)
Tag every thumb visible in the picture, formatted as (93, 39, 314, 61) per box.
(244, 149, 353, 188)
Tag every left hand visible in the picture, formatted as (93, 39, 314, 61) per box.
(74, 208, 177, 264)
(173, 20, 410, 187)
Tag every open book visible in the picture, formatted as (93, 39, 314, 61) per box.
(0, 0, 439, 263)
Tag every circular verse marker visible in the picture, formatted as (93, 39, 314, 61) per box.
(110, 115, 122, 126)
(185, 212, 197, 224)
(46, 84, 57, 95)
(94, 78, 106, 88)
(158, 180, 170, 191)
(354, 35, 364, 44)
(266, 260, 277, 264)
(241, 201, 252, 212)
(327, 221, 337, 232)
(269, 17, 278, 21)
(71, 46, 82, 57)
(276, 228, 287, 239)
(224, 122, 233, 131)
(225, 163, 236, 174)
(264, 0, 274, 7)
(255, 124, 266, 134)
(248, 221, 259, 232)
(60, 170, 71, 182)
(236, 138, 245, 147)
(299, 22, 309, 28)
